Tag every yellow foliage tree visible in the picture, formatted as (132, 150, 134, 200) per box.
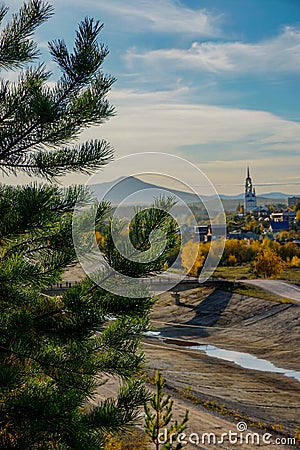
(252, 248, 284, 278)
(95, 230, 105, 247)
(279, 242, 299, 261)
(290, 256, 300, 268)
(227, 254, 237, 266)
(222, 239, 255, 264)
(181, 240, 206, 276)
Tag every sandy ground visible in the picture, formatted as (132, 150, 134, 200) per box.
(62, 267, 300, 447)
(91, 286, 299, 449)
(95, 375, 298, 450)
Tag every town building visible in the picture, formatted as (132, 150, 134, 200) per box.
(270, 210, 296, 225)
(288, 196, 300, 208)
(227, 230, 260, 241)
(194, 225, 209, 242)
(244, 166, 257, 213)
(252, 205, 269, 218)
(268, 221, 289, 233)
(194, 224, 227, 242)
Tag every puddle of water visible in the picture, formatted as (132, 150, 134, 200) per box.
(187, 344, 300, 382)
(144, 331, 300, 382)
(144, 331, 162, 337)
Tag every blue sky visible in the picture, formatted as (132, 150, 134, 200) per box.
(4, 0, 300, 194)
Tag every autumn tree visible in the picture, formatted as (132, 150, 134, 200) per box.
(252, 248, 285, 278)
(221, 239, 255, 265)
(278, 242, 299, 262)
(290, 256, 300, 268)
(180, 240, 209, 276)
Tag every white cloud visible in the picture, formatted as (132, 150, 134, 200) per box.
(80, 0, 221, 37)
(201, 157, 300, 195)
(5, 88, 299, 194)
(125, 26, 300, 74)
(96, 88, 300, 150)
(76, 88, 300, 193)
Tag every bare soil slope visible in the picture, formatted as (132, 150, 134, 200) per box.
(144, 287, 300, 441)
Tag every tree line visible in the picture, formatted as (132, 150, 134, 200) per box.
(181, 238, 300, 278)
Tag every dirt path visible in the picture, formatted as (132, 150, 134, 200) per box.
(240, 279, 300, 302)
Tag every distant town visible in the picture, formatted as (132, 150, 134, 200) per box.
(193, 167, 300, 247)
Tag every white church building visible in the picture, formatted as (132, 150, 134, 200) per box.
(244, 166, 257, 212)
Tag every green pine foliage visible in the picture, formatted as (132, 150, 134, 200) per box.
(144, 372, 189, 450)
(0, 0, 114, 179)
(0, 2, 179, 448)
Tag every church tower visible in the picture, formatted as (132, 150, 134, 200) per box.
(244, 166, 257, 213)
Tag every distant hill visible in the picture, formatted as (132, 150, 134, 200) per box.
(89, 176, 291, 209)
(255, 192, 291, 199)
(219, 193, 244, 200)
(219, 192, 291, 200)
(90, 176, 203, 205)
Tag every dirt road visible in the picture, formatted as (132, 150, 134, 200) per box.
(240, 279, 300, 302)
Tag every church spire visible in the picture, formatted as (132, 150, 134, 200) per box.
(244, 165, 257, 213)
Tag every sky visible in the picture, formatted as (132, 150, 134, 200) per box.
(3, 0, 300, 195)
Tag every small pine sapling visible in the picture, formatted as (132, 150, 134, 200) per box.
(144, 371, 189, 450)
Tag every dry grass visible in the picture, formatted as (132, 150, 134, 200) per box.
(104, 429, 149, 450)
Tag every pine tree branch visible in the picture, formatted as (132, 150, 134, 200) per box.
(0, 5, 8, 25)
(0, 21, 115, 173)
(0, 4, 173, 446)
(0, 79, 115, 173)
(26, 140, 113, 177)
(33, 307, 64, 321)
(0, 344, 97, 376)
(0, 0, 53, 70)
